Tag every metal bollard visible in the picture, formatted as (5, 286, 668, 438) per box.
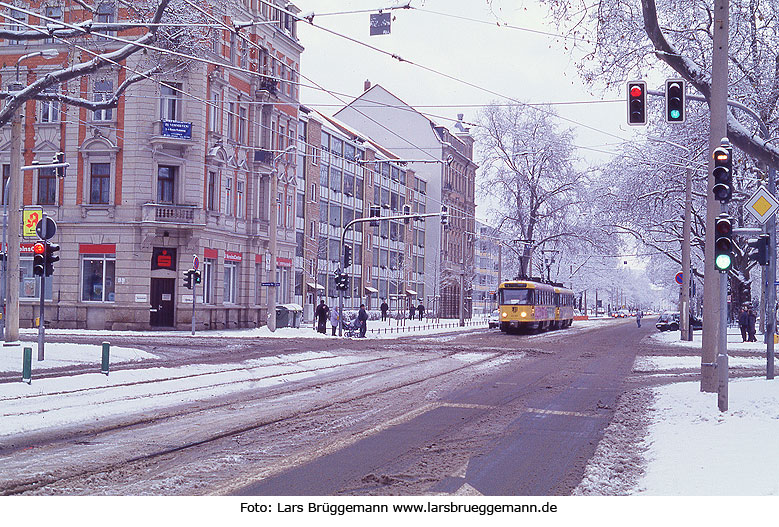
(22, 347, 32, 384)
(101, 341, 110, 375)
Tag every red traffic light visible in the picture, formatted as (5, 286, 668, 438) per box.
(33, 242, 46, 254)
(630, 85, 642, 97)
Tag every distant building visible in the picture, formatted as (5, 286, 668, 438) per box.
(334, 83, 477, 318)
(474, 221, 500, 314)
(297, 109, 427, 319)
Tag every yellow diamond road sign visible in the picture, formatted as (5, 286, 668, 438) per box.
(745, 186, 779, 224)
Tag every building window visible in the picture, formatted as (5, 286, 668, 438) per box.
(223, 261, 238, 304)
(90, 163, 111, 204)
(44, 6, 62, 43)
(93, 80, 114, 121)
(225, 176, 233, 215)
(20, 256, 53, 299)
(7, 9, 25, 45)
(207, 171, 217, 210)
(159, 82, 182, 120)
(37, 167, 56, 205)
(81, 254, 116, 302)
(236, 180, 244, 217)
(202, 259, 215, 304)
(96, 2, 115, 40)
(296, 192, 304, 218)
(239, 107, 247, 144)
(157, 165, 176, 203)
(227, 102, 235, 140)
(40, 87, 59, 123)
(209, 91, 220, 132)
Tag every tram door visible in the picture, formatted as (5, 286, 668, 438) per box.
(150, 278, 175, 327)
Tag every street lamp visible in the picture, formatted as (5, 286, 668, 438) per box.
(266, 144, 296, 332)
(648, 136, 696, 341)
(2, 48, 58, 344)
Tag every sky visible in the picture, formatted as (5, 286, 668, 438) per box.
(293, 1, 632, 178)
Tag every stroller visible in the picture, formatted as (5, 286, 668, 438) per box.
(341, 317, 360, 338)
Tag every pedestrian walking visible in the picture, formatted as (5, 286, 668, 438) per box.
(738, 306, 749, 342)
(315, 299, 329, 334)
(357, 304, 369, 338)
(330, 306, 340, 336)
(636, 310, 642, 328)
(417, 301, 425, 321)
(747, 307, 758, 342)
(409, 303, 416, 320)
(380, 300, 389, 321)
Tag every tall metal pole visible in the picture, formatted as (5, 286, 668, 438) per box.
(682, 163, 693, 341)
(267, 165, 278, 332)
(766, 166, 776, 379)
(703, 0, 730, 394)
(37, 213, 47, 361)
(1, 178, 8, 341)
(5, 109, 21, 345)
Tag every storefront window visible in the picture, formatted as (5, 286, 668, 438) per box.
(81, 254, 115, 302)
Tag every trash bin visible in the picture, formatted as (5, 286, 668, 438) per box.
(283, 303, 303, 328)
(275, 305, 291, 328)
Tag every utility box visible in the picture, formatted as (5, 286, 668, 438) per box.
(276, 303, 303, 328)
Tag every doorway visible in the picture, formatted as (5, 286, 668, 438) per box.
(150, 277, 175, 327)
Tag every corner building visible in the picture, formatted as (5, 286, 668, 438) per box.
(0, 1, 302, 329)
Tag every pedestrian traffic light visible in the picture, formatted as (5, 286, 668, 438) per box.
(627, 81, 646, 125)
(714, 214, 733, 272)
(335, 271, 349, 291)
(712, 143, 733, 203)
(53, 151, 66, 178)
(183, 269, 193, 289)
(747, 234, 770, 266)
(403, 204, 411, 224)
(44, 242, 59, 276)
(193, 269, 201, 284)
(441, 205, 448, 225)
(33, 242, 45, 276)
(343, 245, 352, 268)
(665, 79, 685, 123)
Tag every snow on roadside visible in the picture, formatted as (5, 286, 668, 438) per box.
(577, 326, 779, 495)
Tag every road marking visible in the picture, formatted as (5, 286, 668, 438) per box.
(525, 407, 598, 418)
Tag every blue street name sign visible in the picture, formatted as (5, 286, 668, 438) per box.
(261, 282, 281, 287)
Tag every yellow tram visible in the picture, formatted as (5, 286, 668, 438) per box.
(497, 279, 575, 332)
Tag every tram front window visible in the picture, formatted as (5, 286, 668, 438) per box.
(500, 289, 532, 305)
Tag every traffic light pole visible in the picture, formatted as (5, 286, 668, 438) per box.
(37, 213, 47, 361)
(338, 211, 448, 336)
(191, 276, 196, 336)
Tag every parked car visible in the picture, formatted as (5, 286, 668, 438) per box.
(488, 309, 500, 329)
(656, 311, 702, 331)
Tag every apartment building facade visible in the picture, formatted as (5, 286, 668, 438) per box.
(334, 83, 477, 318)
(0, 1, 303, 330)
(295, 109, 428, 319)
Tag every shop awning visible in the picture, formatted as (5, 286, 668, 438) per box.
(306, 282, 325, 290)
(364, 286, 379, 293)
(405, 289, 418, 296)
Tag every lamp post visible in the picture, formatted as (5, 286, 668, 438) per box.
(267, 145, 296, 332)
(2, 49, 58, 345)
(648, 136, 696, 342)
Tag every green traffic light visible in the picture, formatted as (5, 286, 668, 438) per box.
(670, 109, 680, 119)
(715, 253, 732, 270)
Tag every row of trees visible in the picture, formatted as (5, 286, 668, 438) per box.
(475, 0, 779, 310)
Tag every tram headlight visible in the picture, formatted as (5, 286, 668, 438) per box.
(501, 311, 507, 318)
(520, 311, 527, 318)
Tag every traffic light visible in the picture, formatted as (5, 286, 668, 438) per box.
(336, 272, 350, 291)
(627, 81, 646, 125)
(747, 234, 770, 266)
(370, 205, 381, 227)
(44, 242, 59, 276)
(712, 143, 733, 203)
(183, 269, 193, 289)
(714, 214, 733, 272)
(403, 204, 411, 225)
(193, 269, 201, 284)
(33, 242, 45, 276)
(343, 245, 352, 268)
(53, 151, 66, 178)
(441, 205, 448, 225)
(665, 79, 685, 123)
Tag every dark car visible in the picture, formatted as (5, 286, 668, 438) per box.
(656, 311, 702, 331)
